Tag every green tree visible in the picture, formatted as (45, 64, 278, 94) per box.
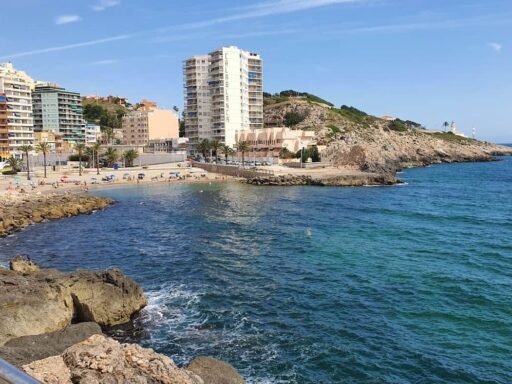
(237, 141, 249, 167)
(35, 142, 51, 178)
(197, 139, 210, 160)
(284, 111, 305, 127)
(75, 143, 86, 176)
(6, 157, 21, 173)
(91, 142, 102, 175)
(104, 147, 119, 168)
(123, 149, 139, 167)
(209, 139, 221, 161)
(219, 144, 232, 164)
(19, 144, 33, 180)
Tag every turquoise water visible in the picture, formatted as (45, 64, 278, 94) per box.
(1, 157, 512, 383)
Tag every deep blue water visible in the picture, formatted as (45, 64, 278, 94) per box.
(1, 157, 512, 383)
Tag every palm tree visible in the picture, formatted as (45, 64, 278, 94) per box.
(209, 139, 221, 162)
(104, 147, 119, 168)
(85, 146, 94, 168)
(219, 144, 231, 164)
(19, 144, 33, 180)
(35, 142, 50, 178)
(237, 141, 249, 167)
(75, 143, 86, 176)
(442, 121, 449, 132)
(91, 142, 102, 175)
(123, 149, 139, 167)
(197, 139, 210, 160)
(102, 127, 114, 145)
(6, 157, 21, 173)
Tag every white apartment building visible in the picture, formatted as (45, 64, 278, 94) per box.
(0, 63, 34, 158)
(85, 123, 101, 144)
(183, 46, 263, 149)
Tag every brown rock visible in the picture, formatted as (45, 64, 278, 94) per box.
(23, 335, 203, 384)
(187, 357, 245, 384)
(0, 260, 146, 346)
(9, 255, 40, 273)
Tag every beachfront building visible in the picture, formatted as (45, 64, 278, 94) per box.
(183, 46, 263, 150)
(121, 101, 179, 146)
(148, 137, 189, 153)
(33, 129, 70, 153)
(235, 127, 317, 163)
(0, 63, 35, 158)
(85, 123, 101, 144)
(32, 82, 85, 144)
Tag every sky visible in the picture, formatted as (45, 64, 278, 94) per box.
(1, 0, 511, 142)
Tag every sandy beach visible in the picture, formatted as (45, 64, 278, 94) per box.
(0, 162, 236, 200)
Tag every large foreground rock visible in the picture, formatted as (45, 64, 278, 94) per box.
(187, 357, 245, 384)
(0, 323, 102, 367)
(23, 334, 203, 384)
(0, 257, 147, 346)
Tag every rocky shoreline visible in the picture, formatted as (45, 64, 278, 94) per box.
(0, 257, 245, 383)
(0, 193, 113, 237)
(244, 172, 398, 186)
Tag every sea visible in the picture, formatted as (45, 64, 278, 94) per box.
(1, 155, 511, 384)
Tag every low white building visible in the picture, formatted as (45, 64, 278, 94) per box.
(85, 124, 101, 144)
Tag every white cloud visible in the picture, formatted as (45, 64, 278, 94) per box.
(2, 0, 359, 59)
(488, 42, 502, 52)
(91, 59, 118, 65)
(55, 15, 82, 25)
(0, 35, 131, 60)
(168, 0, 362, 31)
(92, 0, 121, 12)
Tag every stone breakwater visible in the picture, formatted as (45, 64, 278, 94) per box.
(0, 257, 245, 383)
(244, 173, 398, 186)
(0, 193, 113, 237)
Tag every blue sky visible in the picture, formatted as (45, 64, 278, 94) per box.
(1, 0, 511, 142)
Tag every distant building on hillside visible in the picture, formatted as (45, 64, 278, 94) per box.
(0, 63, 35, 158)
(32, 82, 85, 144)
(382, 115, 396, 121)
(450, 121, 467, 137)
(184, 46, 263, 149)
(83, 95, 130, 106)
(121, 101, 179, 146)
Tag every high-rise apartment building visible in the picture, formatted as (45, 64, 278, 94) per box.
(0, 63, 34, 157)
(122, 101, 179, 146)
(184, 46, 263, 149)
(32, 82, 85, 144)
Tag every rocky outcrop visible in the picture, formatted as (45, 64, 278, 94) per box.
(0, 193, 113, 237)
(0, 323, 102, 367)
(244, 173, 398, 186)
(263, 96, 512, 174)
(187, 357, 245, 384)
(23, 334, 204, 384)
(0, 257, 147, 346)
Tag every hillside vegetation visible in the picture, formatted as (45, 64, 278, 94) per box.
(263, 91, 512, 173)
(82, 98, 129, 129)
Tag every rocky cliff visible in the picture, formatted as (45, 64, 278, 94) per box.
(264, 95, 512, 174)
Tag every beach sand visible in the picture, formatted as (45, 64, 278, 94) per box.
(0, 162, 236, 201)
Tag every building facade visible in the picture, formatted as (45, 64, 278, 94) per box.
(32, 82, 85, 144)
(0, 63, 34, 158)
(184, 46, 263, 150)
(235, 127, 317, 163)
(121, 101, 179, 146)
(85, 123, 101, 144)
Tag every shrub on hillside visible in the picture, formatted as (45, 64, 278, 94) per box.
(284, 111, 306, 127)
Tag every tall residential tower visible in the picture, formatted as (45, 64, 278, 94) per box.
(32, 82, 85, 144)
(0, 63, 34, 158)
(184, 46, 263, 149)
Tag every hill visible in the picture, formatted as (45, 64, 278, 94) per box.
(82, 98, 130, 128)
(263, 92, 512, 174)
